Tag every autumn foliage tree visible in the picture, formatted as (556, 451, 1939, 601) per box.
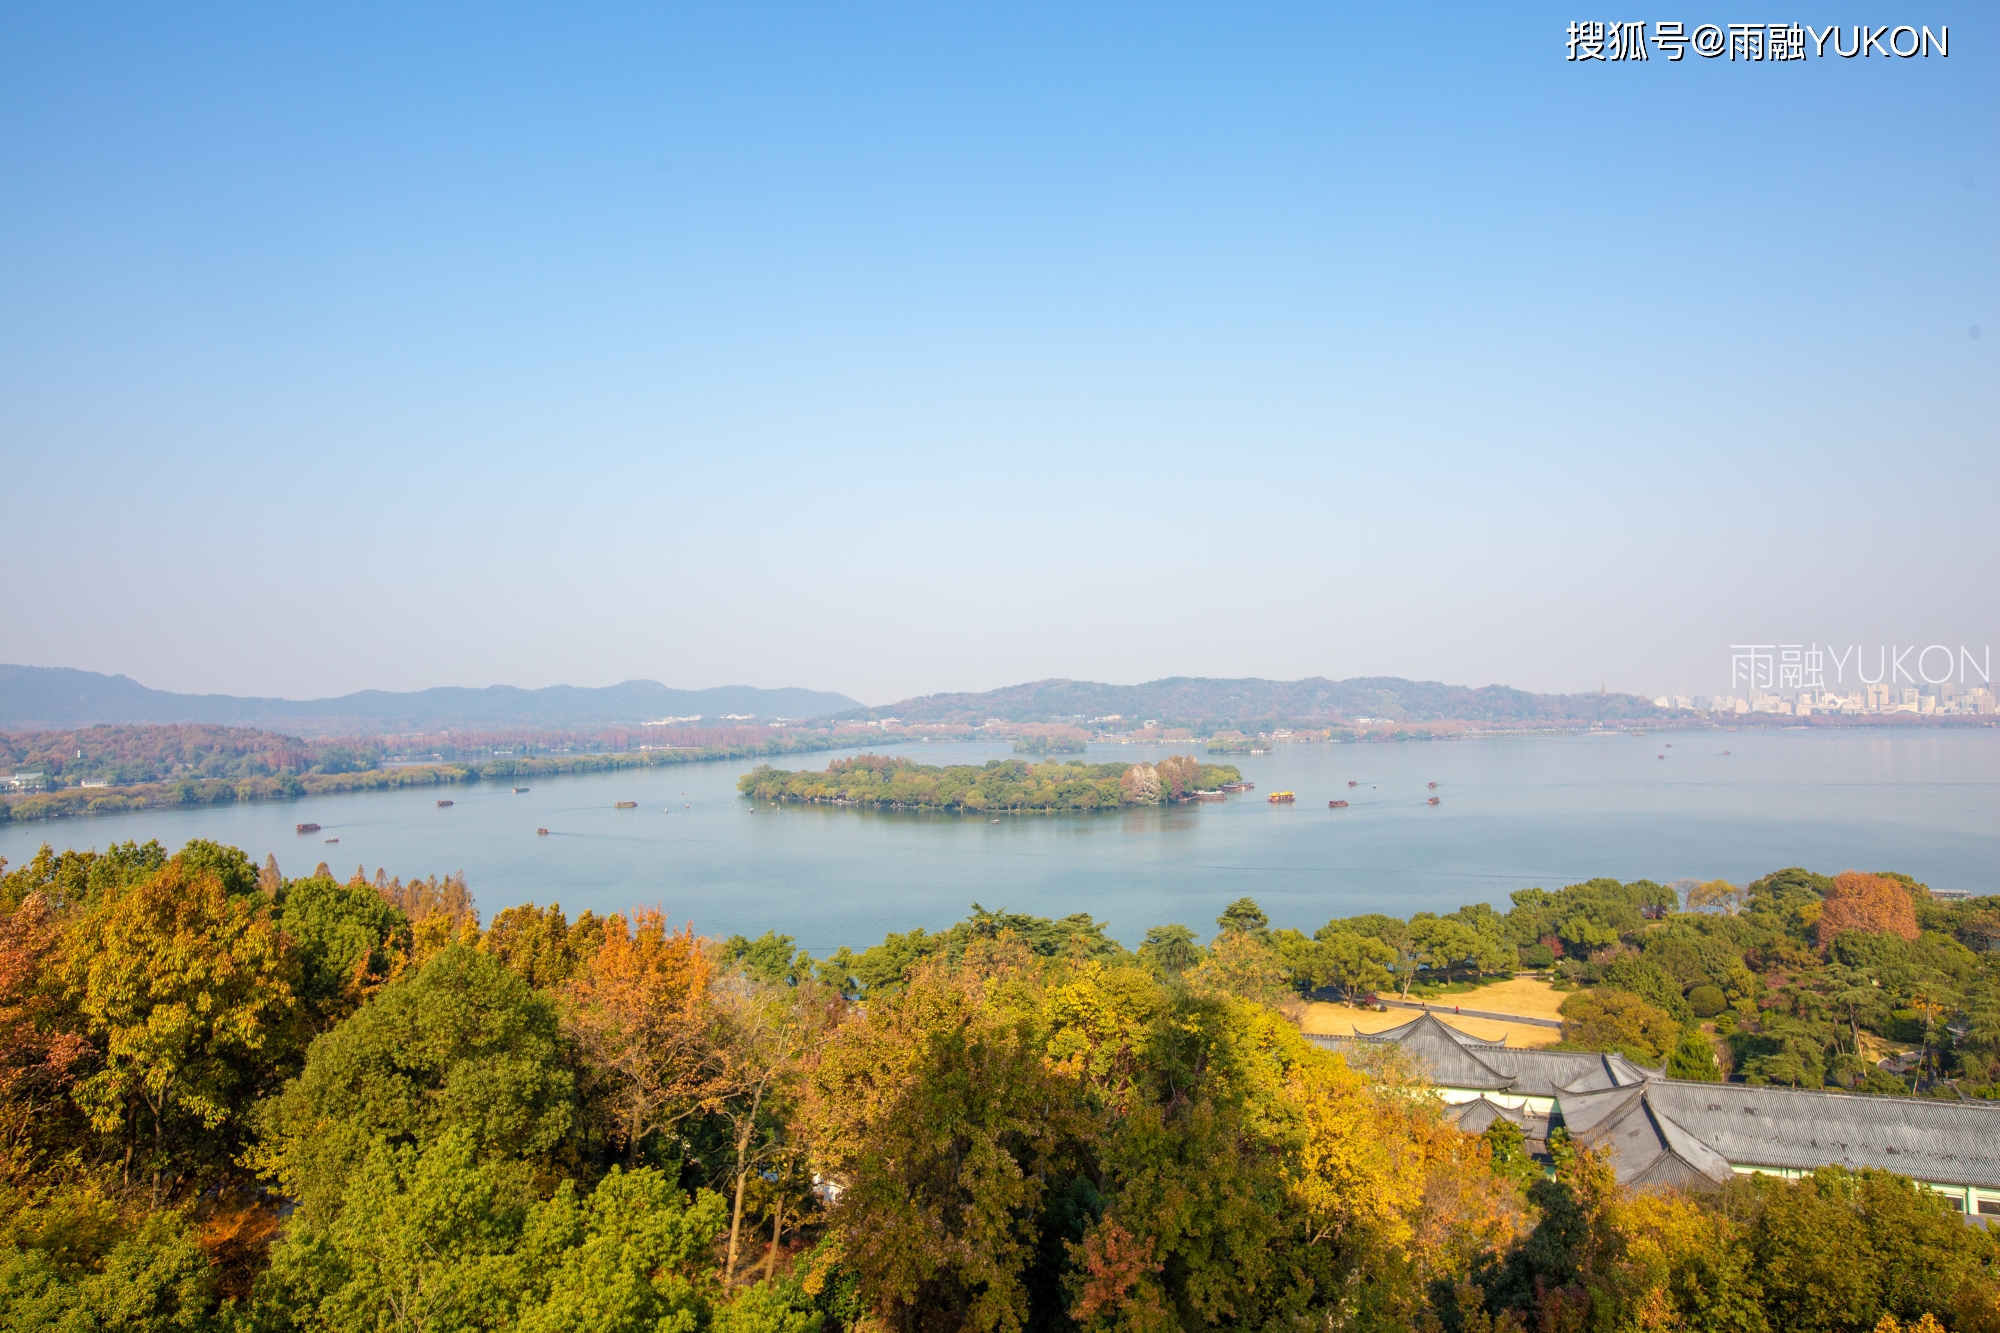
(0, 891, 90, 1155)
(59, 857, 304, 1200)
(562, 909, 728, 1165)
(800, 949, 1082, 1331)
(1815, 871, 1920, 948)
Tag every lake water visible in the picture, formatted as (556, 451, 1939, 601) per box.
(3, 730, 1995, 954)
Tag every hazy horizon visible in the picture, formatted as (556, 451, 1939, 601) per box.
(3, 5, 1992, 703)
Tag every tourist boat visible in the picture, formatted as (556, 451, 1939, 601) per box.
(537, 827, 549, 835)
(436, 799, 453, 807)
(1268, 791, 1296, 803)
(614, 800, 638, 808)
(1220, 781, 1253, 792)
(1427, 796, 1440, 806)
(295, 822, 320, 834)
(1329, 799, 1349, 808)
(513, 786, 530, 793)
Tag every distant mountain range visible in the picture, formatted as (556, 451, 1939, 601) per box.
(849, 676, 1660, 726)
(0, 666, 862, 734)
(0, 665, 1659, 735)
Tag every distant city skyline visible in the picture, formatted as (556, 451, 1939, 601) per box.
(1, 5, 1991, 704)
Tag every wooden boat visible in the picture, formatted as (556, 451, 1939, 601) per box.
(436, 800, 454, 807)
(536, 827, 550, 836)
(614, 801, 638, 808)
(1267, 791, 1296, 804)
(513, 786, 530, 793)
(1220, 781, 1253, 792)
(295, 823, 320, 834)
(1426, 796, 1440, 806)
(1329, 799, 1349, 808)
(324, 837, 339, 843)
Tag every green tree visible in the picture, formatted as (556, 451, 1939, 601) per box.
(0, 1209, 231, 1333)
(1137, 924, 1200, 977)
(1214, 898, 1270, 943)
(274, 874, 410, 1025)
(256, 1128, 727, 1333)
(255, 944, 580, 1225)
(724, 931, 810, 987)
(1665, 1029, 1722, 1081)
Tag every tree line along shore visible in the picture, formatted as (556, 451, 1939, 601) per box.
(0, 833, 1994, 1331)
(0, 734, 871, 824)
(737, 754, 1243, 812)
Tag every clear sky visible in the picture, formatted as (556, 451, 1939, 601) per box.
(2, 5, 1993, 706)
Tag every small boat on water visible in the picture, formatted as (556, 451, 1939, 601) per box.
(1268, 791, 1296, 804)
(1426, 796, 1440, 806)
(1329, 799, 1349, 808)
(614, 801, 638, 809)
(324, 837, 340, 843)
(436, 800, 454, 808)
(536, 827, 549, 836)
(513, 786, 531, 794)
(295, 823, 320, 834)
(1427, 781, 1437, 789)
(1347, 780, 1358, 788)
(1220, 781, 1253, 793)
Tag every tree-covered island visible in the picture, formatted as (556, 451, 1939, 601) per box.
(738, 753, 1242, 812)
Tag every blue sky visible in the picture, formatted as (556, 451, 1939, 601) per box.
(1, 4, 1992, 705)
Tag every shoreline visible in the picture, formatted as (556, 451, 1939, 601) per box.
(0, 733, 904, 825)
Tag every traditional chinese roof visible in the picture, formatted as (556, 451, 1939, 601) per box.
(1446, 1095, 1550, 1140)
(1554, 1081, 2000, 1191)
(1310, 1012, 1661, 1099)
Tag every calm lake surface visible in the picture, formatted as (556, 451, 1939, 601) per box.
(3, 730, 1996, 953)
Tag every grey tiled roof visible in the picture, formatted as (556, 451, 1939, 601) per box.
(1556, 1081, 2000, 1190)
(1309, 1012, 1661, 1098)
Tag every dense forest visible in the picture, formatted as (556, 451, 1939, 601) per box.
(0, 837, 1995, 1331)
(739, 756, 1243, 811)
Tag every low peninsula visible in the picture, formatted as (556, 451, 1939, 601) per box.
(738, 753, 1242, 812)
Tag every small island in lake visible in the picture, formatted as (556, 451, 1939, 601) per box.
(739, 753, 1242, 812)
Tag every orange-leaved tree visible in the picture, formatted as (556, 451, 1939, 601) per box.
(563, 909, 727, 1165)
(0, 891, 91, 1155)
(1814, 871, 1920, 948)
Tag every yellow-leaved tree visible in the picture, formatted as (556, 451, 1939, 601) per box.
(62, 857, 304, 1201)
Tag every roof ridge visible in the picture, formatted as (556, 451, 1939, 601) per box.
(1649, 1079, 2000, 1108)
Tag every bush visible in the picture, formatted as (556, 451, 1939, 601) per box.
(1687, 984, 1727, 1018)
(1518, 943, 1555, 969)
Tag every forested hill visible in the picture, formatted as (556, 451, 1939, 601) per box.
(847, 675, 1661, 726)
(0, 665, 860, 733)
